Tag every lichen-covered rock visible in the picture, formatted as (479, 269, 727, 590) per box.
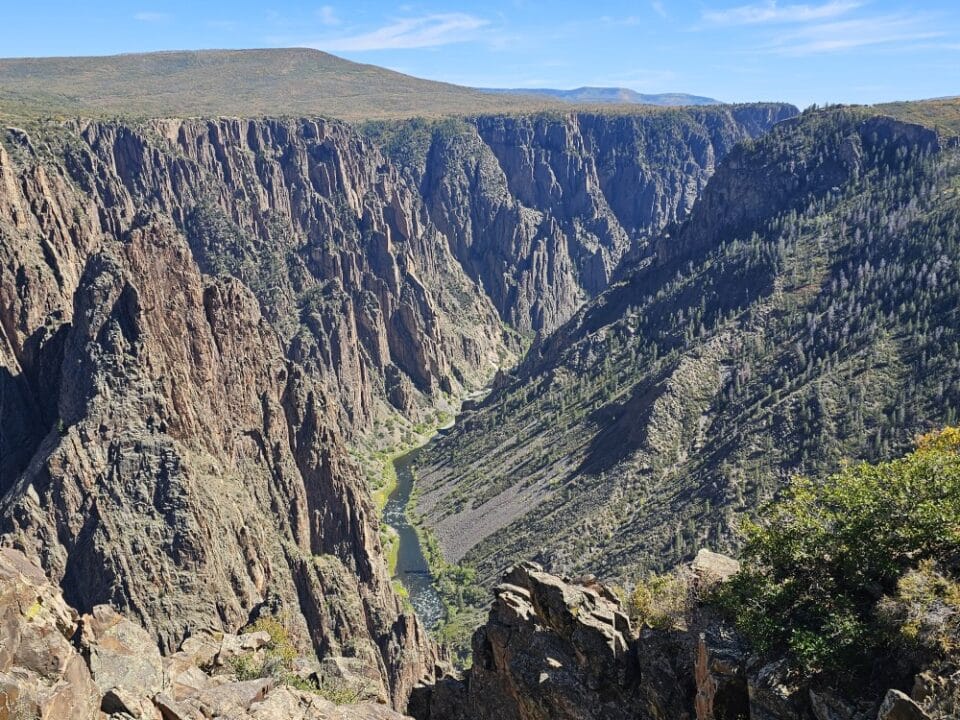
(877, 690, 931, 720)
(81, 604, 163, 709)
(0, 547, 100, 720)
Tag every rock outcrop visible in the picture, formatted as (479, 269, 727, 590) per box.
(410, 562, 640, 720)
(410, 561, 955, 720)
(0, 547, 100, 720)
(0, 546, 412, 720)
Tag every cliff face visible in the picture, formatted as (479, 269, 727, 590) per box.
(0, 216, 438, 706)
(72, 117, 510, 437)
(415, 109, 960, 592)
(383, 105, 797, 333)
(0, 126, 442, 708)
(0, 104, 792, 710)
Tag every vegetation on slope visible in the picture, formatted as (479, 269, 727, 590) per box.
(717, 427, 960, 695)
(877, 97, 960, 137)
(415, 104, 960, 610)
(0, 48, 562, 121)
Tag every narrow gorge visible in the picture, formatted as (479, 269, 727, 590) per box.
(0, 102, 793, 716)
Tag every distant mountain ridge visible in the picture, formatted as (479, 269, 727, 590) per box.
(480, 86, 721, 106)
(0, 47, 565, 121)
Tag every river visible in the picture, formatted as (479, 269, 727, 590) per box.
(383, 448, 445, 629)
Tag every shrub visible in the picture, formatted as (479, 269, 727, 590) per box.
(877, 560, 960, 657)
(626, 572, 692, 630)
(228, 616, 372, 704)
(227, 615, 298, 681)
(244, 616, 298, 666)
(716, 427, 960, 682)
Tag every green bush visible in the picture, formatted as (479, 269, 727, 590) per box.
(717, 427, 960, 681)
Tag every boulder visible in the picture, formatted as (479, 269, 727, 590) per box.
(217, 631, 272, 664)
(691, 550, 740, 586)
(178, 630, 226, 669)
(877, 690, 931, 720)
(192, 677, 275, 716)
(81, 603, 163, 716)
(0, 547, 101, 720)
(153, 692, 202, 720)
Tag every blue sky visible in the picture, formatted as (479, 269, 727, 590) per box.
(2, 1, 958, 107)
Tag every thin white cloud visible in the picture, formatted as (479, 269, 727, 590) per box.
(315, 13, 488, 52)
(702, 0, 860, 27)
(134, 11, 170, 23)
(651, 1, 667, 19)
(601, 15, 642, 26)
(317, 6, 340, 27)
(602, 69, 678, 90)
(767, 13, 943, 55)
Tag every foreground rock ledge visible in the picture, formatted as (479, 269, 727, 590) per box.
(0, 547, 412, 720)
(409, 558, 947, 720)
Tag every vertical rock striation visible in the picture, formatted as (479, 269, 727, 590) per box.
(389, 105, 796, 333)
(0, 103, 793, 710)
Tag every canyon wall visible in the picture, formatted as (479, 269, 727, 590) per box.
(0, 104, 792, 709)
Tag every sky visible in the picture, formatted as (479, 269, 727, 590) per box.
(1, 1, 958, 108)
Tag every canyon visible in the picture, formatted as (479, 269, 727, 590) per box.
(2, 46, 960, 720)
(0, 76, 793, 718)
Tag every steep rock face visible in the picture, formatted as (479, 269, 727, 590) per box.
(415, 109, 959, 589)
(0, 105, 794, 475)
(386, 105, 796, 333)
(0, 129, 104, 491)
(0, 219, 437, 707)
(69, 117, 509, 436)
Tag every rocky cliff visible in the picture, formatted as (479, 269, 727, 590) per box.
(375, 105, 796, 333)
(409, 558, 948, 720)
(0, 216, 438, 706)
(0, 104, 792, 712)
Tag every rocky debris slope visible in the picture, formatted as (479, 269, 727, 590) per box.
(414, 108, 960, 589)
(408, 557, 949, 720)
(0, 216, 438, 708)
(0, 546, 413, 720)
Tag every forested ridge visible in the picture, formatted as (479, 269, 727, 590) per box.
(416, 107, 960, 637)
